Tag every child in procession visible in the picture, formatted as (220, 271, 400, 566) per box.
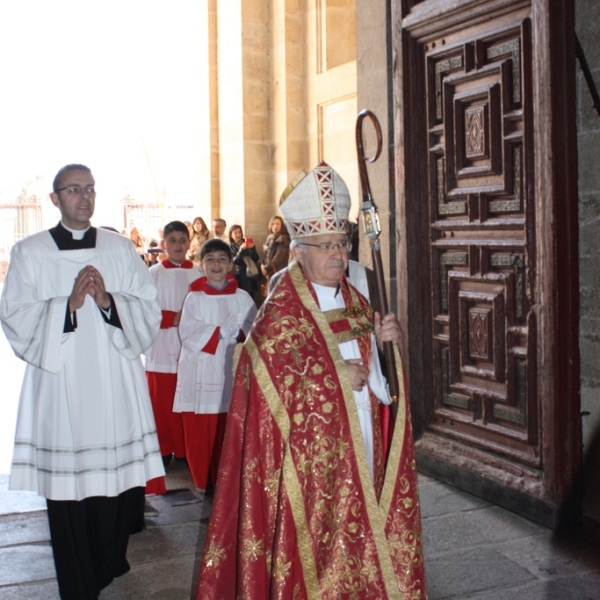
(145, 221, 203, 495)
(173, 239, 257, 491)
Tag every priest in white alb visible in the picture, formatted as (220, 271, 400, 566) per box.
(0, 164, 164, 600)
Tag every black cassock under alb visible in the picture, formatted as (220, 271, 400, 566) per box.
(47, 487, 144, 600)
(45, 223, 141, 600)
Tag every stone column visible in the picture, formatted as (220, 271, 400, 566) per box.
(356, 0, 396, 310)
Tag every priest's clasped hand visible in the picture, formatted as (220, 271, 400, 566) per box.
(69, 265, 111, 313)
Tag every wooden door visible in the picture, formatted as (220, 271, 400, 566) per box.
(393, 0, 580, 527)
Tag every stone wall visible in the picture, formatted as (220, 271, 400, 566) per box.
(208, 0, 359, 250)
(576, 0, 600, 528)
(356, 0, 394, 304)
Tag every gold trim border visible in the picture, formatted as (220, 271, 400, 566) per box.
(245, 335, 322, 600)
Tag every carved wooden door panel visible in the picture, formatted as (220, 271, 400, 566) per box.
(394, 1, 580, 526)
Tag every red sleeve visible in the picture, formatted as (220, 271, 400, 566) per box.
(161, 310, 177, 329)
(201, 327, 220, 355)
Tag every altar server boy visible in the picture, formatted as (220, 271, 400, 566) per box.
(145, 221, 203, 494)
(174, 239, 257, 491)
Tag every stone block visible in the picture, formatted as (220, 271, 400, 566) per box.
(579, 191, 600, 225)
(243, 49, 270, 80)
(580, 335, 600, 381)
(242, 22, 269, 52)
(579, 218, 600, 260)
(498, 530, 600, 580)
(577, 69, 600, 133)
(244, 81, 270, 116)
(424, 546, 534, 599)
(0, 545, 55, 586)
(286, 0, 303, 15)
(327, 44, 356, 72)
(0, 580, 60, 600)
(418, 477, 489, 519)
(244, 142, 271, 172)
(577, 130, 600, 193)
(285, 76, 307, 110)
(126, 521, 203, 566)
(285, 14, 303, 45)
(455, 576, 600, 600)
(422, 504, 547, 558)
(580, 315, 600, 339)
(581, 385, 600, 433)
(244, 170, 273, 206)
(580, 286, 600, 315)
(286, 46, 305, 76)
(327, 10, 352, 39)
(142, 496, 209, 529)
(576, 2, 600, 66)
(0, 511, 49, 548)
(244, 115, 270, 140)
(0, 489, 46, 517)
(285, 139, 308, 172)
(243, 0, 268, 23)
(579, 255, 600, 289)
(100, 556, 198, 600)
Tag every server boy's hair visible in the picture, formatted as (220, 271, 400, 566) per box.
(163, 221, 190, 239)
(200, 238, 232, 260)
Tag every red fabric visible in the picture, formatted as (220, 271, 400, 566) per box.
(162, 259, 194, 269)
(196, 263, 426, 599)
(145, 476, 167, 496)
(146, 372, 186, 459)
(379, 404, 391, 461)
(160, 310, 177, 329)
(189, 273, 238, 294)
(201, 327, 221, 355)
(182, 412, 228, 490)
(329, 317, 352, 333)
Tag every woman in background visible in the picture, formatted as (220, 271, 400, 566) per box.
(260, 215, 290, 296)
(129, 227, 147, 263)
(188, 217, 211, 264)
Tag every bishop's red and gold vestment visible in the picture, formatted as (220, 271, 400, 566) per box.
(196, 261, 426, 599)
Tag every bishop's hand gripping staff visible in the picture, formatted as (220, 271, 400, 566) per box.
(355, 109, 400, 419)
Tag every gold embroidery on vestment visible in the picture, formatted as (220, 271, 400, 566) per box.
(203, 540, 226, 569)
(288, 263, 402, 599)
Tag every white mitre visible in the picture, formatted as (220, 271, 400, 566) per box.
(279, 162, 351, 239)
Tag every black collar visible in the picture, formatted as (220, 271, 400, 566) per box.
(49, 222, 97, 250)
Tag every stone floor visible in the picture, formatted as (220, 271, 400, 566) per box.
(0, 463, 599, 600)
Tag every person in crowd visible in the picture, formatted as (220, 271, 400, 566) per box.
(211, 217, 228, 242)
(129, 226, 147, 262)
(188, 216, 211, 264)
(145, 221, 203, 497)
(173, 239, 256, 492)
(260, 215, 290, 296)
(0, 164, 164, 600)
(196, 162, 425, 599)
(228, 223, 261, 299)
(347, 217, 360, 262)
(147, 239, 164, 267)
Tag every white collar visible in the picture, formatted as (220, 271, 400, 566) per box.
(312, 282, 339, 297)
(61, 221, 91, 241)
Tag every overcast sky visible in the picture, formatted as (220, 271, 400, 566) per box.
(0, 1, 204, 208)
